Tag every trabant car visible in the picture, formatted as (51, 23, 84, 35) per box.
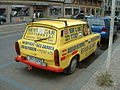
(15, 19, 101, 74)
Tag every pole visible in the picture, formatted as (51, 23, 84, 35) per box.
(63, 0, 65, 18)
(103, 0, 105, 16)
(106, 0, 115, 71)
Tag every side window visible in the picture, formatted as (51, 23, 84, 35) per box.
(63, 25, 83, 43)
(83, 24, 92, 36)
(77, 26, 84, 37)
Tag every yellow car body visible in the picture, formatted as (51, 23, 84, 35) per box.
(15, 19, 101, 74)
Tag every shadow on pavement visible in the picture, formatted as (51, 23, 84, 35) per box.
(100, 41, 108, 50)
(77, 48, 103, 69)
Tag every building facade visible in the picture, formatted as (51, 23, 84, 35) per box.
(64, 0, 103, 17)
(104, 0, 120, 16)
(0, 0, 103, 23)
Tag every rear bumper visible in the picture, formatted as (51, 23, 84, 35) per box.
(15, 56, 63, 72)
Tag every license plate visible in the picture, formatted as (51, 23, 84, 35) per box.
(27, 56, 43, 65)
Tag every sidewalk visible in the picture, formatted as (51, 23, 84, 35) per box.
(81, 37, 120, 90)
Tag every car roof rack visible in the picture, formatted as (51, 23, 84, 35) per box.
(31, 18, 68, 27)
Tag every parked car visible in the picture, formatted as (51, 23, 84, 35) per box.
(87, 17, 117, 41)
(70, 13, 85, 19)
(70, 13, 93, 21)
(0, 16, 6, 25)
(15, 19, 101, 74)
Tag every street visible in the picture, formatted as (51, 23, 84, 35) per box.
(0, 23, 108, 90)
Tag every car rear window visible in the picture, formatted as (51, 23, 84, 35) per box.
(23, 26, 57, 44)
(87, 18, 105, 26)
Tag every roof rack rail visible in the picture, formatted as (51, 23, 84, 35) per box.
(48, 19, 68, 27)
(31, 18, 68, 27)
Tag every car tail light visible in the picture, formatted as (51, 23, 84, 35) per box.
(54, 50, 59, 66)
(15, 42, 20, 55)
(102, 27, 108, 32)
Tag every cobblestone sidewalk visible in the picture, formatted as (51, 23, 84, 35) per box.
(81, 36, 120, 90)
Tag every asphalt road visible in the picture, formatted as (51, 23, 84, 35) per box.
(0, 24, 106, 90)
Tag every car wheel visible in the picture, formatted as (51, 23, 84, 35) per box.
(0, 21, 3, 25)
(64, 56, 78, 74)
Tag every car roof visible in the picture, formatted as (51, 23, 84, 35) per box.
(87, 16, 110, 20)
(28, 19, 87, 29)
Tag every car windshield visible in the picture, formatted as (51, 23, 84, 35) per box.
(87, 18, 105, 26)
(23, 26, 57, 44)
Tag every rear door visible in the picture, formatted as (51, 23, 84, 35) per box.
(21, 26, 57, 60)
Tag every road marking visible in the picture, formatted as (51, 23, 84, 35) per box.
(0, 33, 23, 39)
(0, 23, 26, 27)
(0, 29, 24, 35)
(0, 74, 33, 90)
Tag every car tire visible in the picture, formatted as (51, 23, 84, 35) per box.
(0, 21, 3, 25)
(64, 56, 78, 75)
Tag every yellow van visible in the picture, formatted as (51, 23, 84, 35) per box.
(15, 19, 101, 74)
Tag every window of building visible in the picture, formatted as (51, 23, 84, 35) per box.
(73, 8, 79, 14)
(12, 7, 30, 17)
(65, 8, 72, 15)
(86, 8, 91, 15)
(0, 9, 6, 17)
(96, 8, 100, 16)
(50, 6, 61, 15)
(80, 7, 85, 14)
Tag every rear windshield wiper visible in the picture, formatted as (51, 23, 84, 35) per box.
(34, 37, 49, 42)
